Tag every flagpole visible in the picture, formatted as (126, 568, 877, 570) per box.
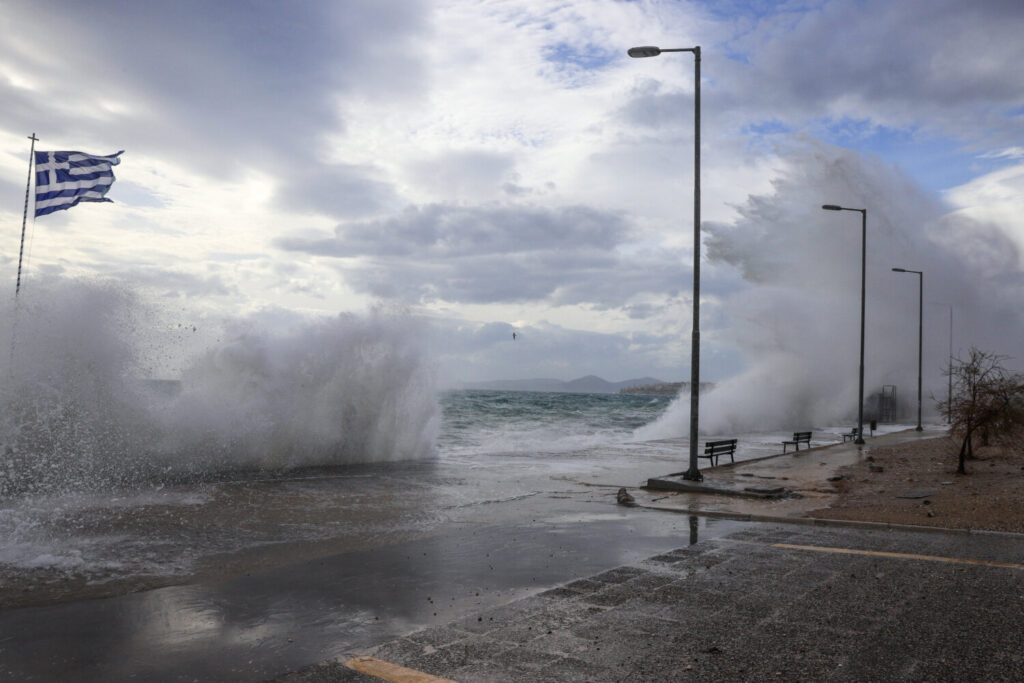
(16, 133, 38, 297)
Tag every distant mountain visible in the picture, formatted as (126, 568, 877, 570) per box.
(459, 375, 670, 394)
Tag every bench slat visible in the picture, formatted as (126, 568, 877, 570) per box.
(782, 431, 812, 453)
(700, 438, 737, 466)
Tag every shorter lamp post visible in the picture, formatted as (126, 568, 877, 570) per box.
(822, 204, 867, 444)
(892, 268, 923, 431)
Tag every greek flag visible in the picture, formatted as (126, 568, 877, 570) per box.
(34, 150, 123, 217)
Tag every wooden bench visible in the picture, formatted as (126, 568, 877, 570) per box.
(841, 427, 859, 443)
(700, 439, 737, 466)
(782, 431, 811, 453)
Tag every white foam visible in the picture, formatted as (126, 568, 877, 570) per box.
(0, 280, 441, 497)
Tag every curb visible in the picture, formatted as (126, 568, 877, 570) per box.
(634, 503, 1024, 540)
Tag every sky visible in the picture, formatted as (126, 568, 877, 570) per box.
(1, 0, 1023, 387)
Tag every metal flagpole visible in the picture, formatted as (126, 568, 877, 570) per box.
(16, 133, 38, 297)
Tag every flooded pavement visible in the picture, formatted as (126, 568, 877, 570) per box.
(297, 521, 1024, 682)
(0, 427, 943, 680)
(0, 437, 751, 681)
(0, 446, 670, 609)
(0, 495, 746, 681)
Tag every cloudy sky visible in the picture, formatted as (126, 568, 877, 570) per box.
(2, 0, 1022, 385)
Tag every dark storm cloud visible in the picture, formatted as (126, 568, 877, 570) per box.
(1, 0, 427, 216)
(731, 0, 1024, 140)
(278, 204, 628, 258)
(618, 0, 1024, 146)
(279, 163, 398, 218)
(276, 203, 683, 307)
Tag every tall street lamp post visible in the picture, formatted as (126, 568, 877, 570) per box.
(892, 268, 924, 431)
(822, 204, 867, 445)
(945, 305, 952, 424)
(929, 303, 953, 424)
(628, 44, 703, 480)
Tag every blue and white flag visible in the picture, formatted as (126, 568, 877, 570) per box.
(34, 150, 123, 217)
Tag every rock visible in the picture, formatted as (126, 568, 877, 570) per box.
(827, 475, 844, 482)
(869, 465, 884, 473)
(616, 488, 636, 506)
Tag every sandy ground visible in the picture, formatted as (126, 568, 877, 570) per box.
(810, 429, 1024, 533)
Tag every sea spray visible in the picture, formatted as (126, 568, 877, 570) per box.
(162, 308, 440, 471)
(636, 141, 1024, 439)
(1, 281, 156, 496)
(0, 280, 440, 497)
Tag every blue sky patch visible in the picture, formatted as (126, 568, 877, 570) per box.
(814, 119, 1012, 191)
(543, 42, 617, 71)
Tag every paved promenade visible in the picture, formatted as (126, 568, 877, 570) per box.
(279, 521, 1024, 682)
(276, 429, 1024, 682)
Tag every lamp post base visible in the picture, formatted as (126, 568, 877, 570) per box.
(681, 468, 704, 482)
(854, 438, 865, 446)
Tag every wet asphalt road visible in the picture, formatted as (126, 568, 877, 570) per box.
(5, 510, 1024, 681)
(0, 493, 743, 681)
(3, 430, 1022, 682)
(281, 522, 1024, 683)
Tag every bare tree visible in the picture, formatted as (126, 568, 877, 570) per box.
(938, 348, 1024, 474)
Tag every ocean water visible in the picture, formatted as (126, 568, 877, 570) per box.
(437, 389, 674, 458)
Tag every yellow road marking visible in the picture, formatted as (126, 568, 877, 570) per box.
(771, 543, 1024, 570)
(345, 656, 458, 683)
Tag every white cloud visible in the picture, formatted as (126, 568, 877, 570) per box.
(2, 0, 1023, 383)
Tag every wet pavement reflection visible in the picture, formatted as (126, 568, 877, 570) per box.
(0, 440, 749, 681)
(1, 500, 745, 681)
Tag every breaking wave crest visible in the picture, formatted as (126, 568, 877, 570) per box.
(0, 280, 439, 497)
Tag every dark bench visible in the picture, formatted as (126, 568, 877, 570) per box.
(841, 427, 859, 443)
(782, 431, 811, 453)
(700, 439, 737, 466)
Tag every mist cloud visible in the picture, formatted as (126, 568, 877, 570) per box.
(638, 140, 1024, 437)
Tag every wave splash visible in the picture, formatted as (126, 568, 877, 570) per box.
(0, 280, 439, 497)
(637, 141, 1024, 439)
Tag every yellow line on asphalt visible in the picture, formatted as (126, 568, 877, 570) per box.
(771, 543, 1024, 570)
(345, 656, 458, 683)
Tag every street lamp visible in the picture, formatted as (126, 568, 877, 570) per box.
(929, 302, 953, 424)
(628, 44, 703, 480)
(892, 268, 923, 431)
(822, 204, 867, 445)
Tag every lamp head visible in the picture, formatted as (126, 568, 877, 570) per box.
(628, 46, 662, 58)
(821, 204, 843, 211)
(892, 268, 907, 272)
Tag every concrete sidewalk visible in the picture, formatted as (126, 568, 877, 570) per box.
(276, 520, 1024, 682)
(273, 429, 1024, 682)
(633, 427, 949, 522)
